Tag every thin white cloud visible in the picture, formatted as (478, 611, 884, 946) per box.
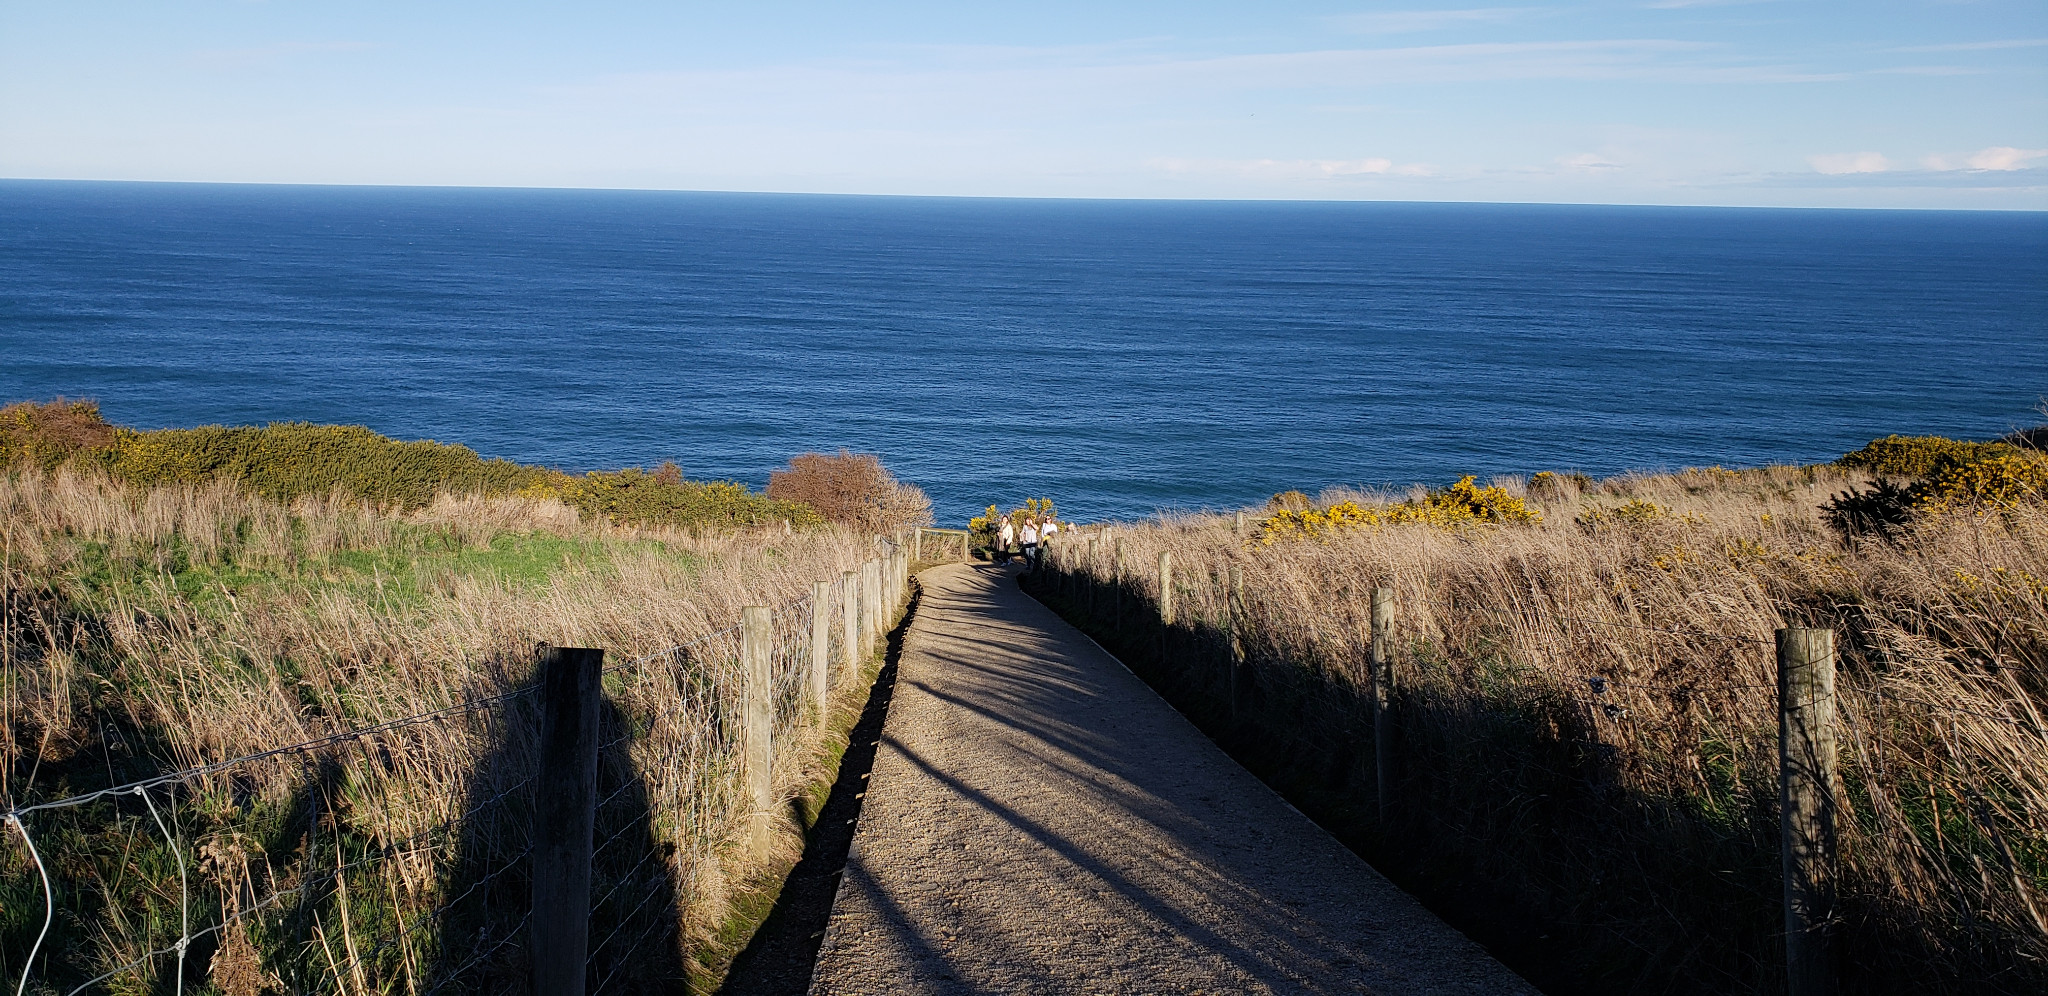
(1156, 157, 1437, 179)
(1561, 152, 1621, 170)
(1644, 0, 1782, 9)
(1809, 152, 1889, 175)
(1888, 38, 2048, 53)
(1332, 8, 1542, 36)
(1967, 147, 2048, 171)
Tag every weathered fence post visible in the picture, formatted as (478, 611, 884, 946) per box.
(1235, 510, 1246, 536)
(862, 559, 879, 654)
(810, 580, 831, 720)
(742, 607, 775, 857)
(959, 529, 969, 562)
(1778, 627, 1838, 996)
(912, 528, 922, 562)
(533, 645, 603, 996)
(1370, 587, 1394, 826)
(841, 571, 859, 679)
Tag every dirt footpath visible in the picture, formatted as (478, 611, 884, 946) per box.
(807, 563, 1537, 995)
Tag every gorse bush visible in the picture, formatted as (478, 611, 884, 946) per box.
(0, 398, 117, 470)
(1821, 434, 2048, 540)
(0, 400, 820, 529)
(1836, 433, 2023, 478)
(1258, 476, 1538, 544)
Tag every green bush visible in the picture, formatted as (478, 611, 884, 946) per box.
(0, 400, 819, 530)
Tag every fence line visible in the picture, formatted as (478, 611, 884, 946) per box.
(4, 538, 914, 996)
(1033, 532, 2046, 996)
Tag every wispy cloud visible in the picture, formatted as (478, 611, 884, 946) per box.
(1561, 152, 1622, 170)
(1644, 0, 1782, 9)
(1155, 157, 1438, 180)
(1331, 7, 1545, 36)
(1888, 38, 2048, 53)
(1966, 147, 2048, 171)
(1809, 151, 1889, 175)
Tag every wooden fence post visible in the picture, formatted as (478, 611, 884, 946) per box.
(532, 646, 603, 996)
(1370, 587, 1394, 826)
(1235, 510, 1246, 536)
(959, 529, 969, 562)
(841, 571, 859, 679)
(912, 528, 922, 562)
(1778, 627, 1838, 996)
(861, 560, 878, 655)
(810, 581, 831, 721)
(742, 607, 774, 857)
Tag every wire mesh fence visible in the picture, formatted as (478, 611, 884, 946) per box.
(1037, 530, 2048, 992)
(2, 546, 907, 996)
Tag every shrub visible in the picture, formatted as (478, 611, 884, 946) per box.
(0, 399, 117, 470)
(0, 400, 817, 531)
(1837, 434, 2020, 478)
(1267, 490, 1311, 512)
(765, 449, 932, 534)
(1527, 471, 1576, 502)
(101, 422, 550, 506)
(553, 468, 822, 529)
(1916, 452, 2048, 512)
(1259, 476, 1538, 544)
(1821, 479, 1918, 540)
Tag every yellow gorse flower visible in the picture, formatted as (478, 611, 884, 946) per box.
(1257, 476, 1538, 544)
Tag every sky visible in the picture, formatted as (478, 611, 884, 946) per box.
(1, 2, 2043, 208)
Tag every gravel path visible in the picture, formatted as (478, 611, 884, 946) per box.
(807, 563, 1537, 995)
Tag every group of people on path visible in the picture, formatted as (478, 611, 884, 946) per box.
(995, 515, 1059, 568)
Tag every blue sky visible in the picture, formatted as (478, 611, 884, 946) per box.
(2, 2, 2043, 207)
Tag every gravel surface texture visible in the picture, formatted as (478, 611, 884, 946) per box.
(807, 563, 1537, 995)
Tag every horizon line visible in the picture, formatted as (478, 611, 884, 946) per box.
(4, 175, 2044, 215)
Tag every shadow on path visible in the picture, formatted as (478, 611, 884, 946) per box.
(715, 580, 923, 996)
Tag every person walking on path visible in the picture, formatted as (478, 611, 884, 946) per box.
(1019, 519, 1039, 570)
(997, 518, 1016, 564)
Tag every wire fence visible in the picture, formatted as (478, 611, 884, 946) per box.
(2, 546, 908, 995)
(1037, 535, 2048, 987)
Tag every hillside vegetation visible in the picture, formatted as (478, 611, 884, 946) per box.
(1032, 433, 2047, 996)
(0, 401, 916, 993)
(0, 399, 821, 529)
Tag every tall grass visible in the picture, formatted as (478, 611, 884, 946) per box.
(1, 466, 881, 993)
(1041, 464, 2047, 994)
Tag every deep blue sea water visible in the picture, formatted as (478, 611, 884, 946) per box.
(2, 180, 2044, 524)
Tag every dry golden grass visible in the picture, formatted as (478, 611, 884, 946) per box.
(1, 466, 892, 993)
(1047, 463, 2047, 994)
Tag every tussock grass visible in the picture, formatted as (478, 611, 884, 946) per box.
(1, 465, 877, 993)
(1043, 462, 2047, 995)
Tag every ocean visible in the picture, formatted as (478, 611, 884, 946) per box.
(2, 180, 2043, 524)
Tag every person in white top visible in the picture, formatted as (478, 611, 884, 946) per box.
(1020, 520, 1040, 568)
(998, 518, 1016, 563)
